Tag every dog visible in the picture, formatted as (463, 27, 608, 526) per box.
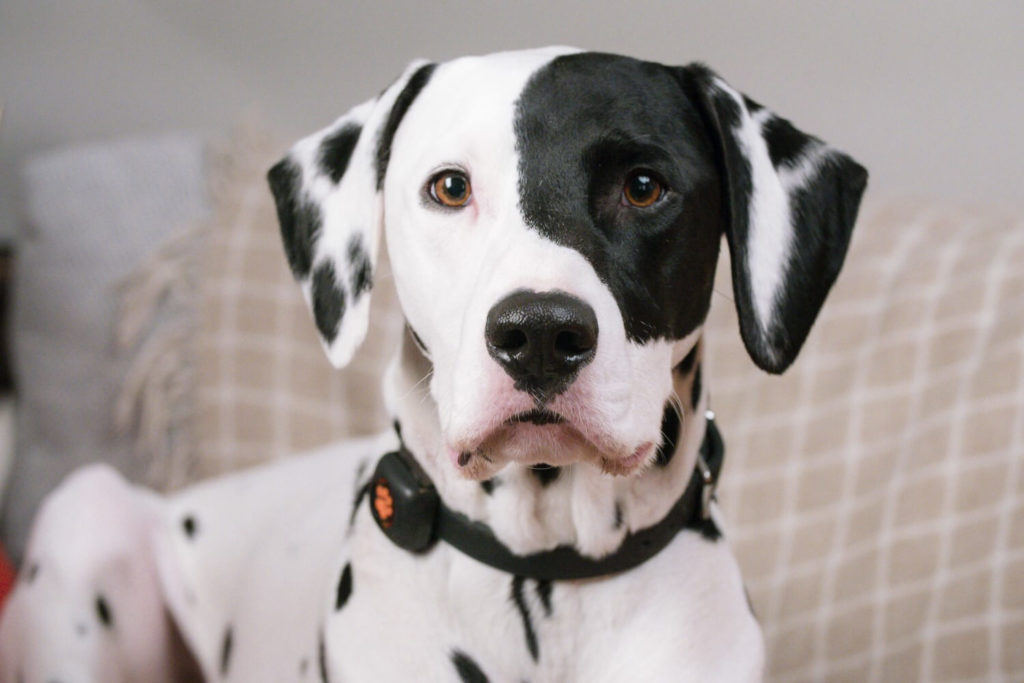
(0, 46, 866, 682)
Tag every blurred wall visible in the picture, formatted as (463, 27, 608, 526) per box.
(1, 0, 1022, 238)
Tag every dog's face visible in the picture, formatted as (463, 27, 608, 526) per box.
(268, 48, 867, 479)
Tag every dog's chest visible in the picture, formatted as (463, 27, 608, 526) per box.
(163, 440, 759, 682)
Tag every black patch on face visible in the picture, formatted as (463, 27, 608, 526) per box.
(690, 364, 703, 409)
(347, 235, 373, 298)
(220, 625, 233, 675)
(375, 63, 437, 190)
(536, 580, 553, 617)
(318, 123, 362, 184)
(451, 649, 489, 683)
(312, 261, 347, 342)
(515, 53, 723, 344)
(510, 575, 539, 661)
(334, 563, 353, 611)
(674, 342, 699, 376)
(654, 402, 681, 467)
(95, 595, 113, 628)
(182, 515, 197, 538)
(267, 159, 322, 279)
(480, 478, 497, 495)
(613, 501, 624, 529)
(530, 464, 560, 487)
(318, 629, 331, 683)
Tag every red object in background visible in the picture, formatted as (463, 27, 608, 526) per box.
(0, 542, 15, 613)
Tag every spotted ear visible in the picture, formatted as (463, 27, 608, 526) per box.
(267, 60, 436, 367)
(678, 64, 868, 374)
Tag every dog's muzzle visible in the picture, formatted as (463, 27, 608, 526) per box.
(485, 290, 598, 401)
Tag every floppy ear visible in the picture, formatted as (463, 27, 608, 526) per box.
(678, 64, 868, 374)
(267, 59, 436, 367)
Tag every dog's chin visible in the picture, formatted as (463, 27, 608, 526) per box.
(449, 420, 657, 480)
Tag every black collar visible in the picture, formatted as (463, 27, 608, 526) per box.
(367, 415, 724, 582)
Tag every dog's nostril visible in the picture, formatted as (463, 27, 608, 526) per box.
(555, 328, 595, 358)
(493, 328, 528, 353)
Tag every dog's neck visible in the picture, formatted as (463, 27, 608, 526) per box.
(384, 329, 709, 558)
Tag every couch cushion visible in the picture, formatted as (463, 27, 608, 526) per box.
(707, 202, 1024, 680)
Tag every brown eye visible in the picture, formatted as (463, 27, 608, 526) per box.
(622, 172, 664, 207)
(430, 171, 472, 207)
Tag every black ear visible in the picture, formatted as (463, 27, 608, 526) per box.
(266, 60, 436, 367)
(677, 64, 868, 373)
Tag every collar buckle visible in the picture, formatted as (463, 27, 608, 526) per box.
(696, 453, 717, 521)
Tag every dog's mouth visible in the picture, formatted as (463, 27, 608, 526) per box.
(450, 406, 655, 478)
(506, 409, 564, 426)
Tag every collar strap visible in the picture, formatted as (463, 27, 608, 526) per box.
(368, 414, 724, 582)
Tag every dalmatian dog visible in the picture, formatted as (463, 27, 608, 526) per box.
(0, 47, 866, 682)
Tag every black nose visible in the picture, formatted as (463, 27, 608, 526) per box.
(485, 290, 598, 400)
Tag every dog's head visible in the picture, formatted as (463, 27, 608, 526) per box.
(268, 48, 867, 478)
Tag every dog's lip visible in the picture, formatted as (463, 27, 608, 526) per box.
(505, 409, 565, 426)
(601, 441, 656, 476)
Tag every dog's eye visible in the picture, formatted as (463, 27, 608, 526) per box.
(429, 171, 472, 208)
(622, 171, 664, 208)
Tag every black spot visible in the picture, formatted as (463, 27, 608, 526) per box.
(347, 235, 373, 298)
(267, 159, 322, 279)
(510, 575, 539, 661)
(742, 95, 764, 114)
(758, 109, 813, 171)
(220, 625, 233, 676)
(318, 629, 331, 683)
(480, 478, 497, 495)
(334, 563, 353, 611)
(311, 261, 346, 343)
(451, 650, 490, 683)
(95, 595, 113, 629)
(516, 54, 723, 345)
(392, 419, 403, 440)
(691, 516, 722, 542)
(613, 501, 624, 530)
(530, 465, 560, 487)
(674, 342, 699, 376)
(690, 364, 703, 410)
(182, 515, 197, 538)
(535, 580, 553, 617)
(375, 63, 438, 190)
(318, 123, 362, 184)
(654, 402, 681, 467)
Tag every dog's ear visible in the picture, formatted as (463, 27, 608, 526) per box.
(677, 64, 868, 374)
(267, 60, 436, 367)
